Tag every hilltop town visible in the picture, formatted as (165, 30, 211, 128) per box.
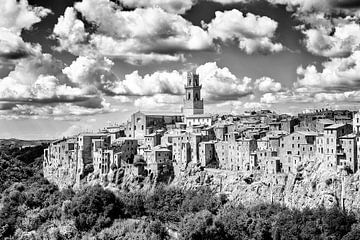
(43, 72, 360, 208)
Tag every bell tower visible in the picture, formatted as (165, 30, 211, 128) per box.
(183, 72, 204, 116)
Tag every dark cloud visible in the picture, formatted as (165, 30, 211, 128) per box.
(331, 0, 360, 9)
(0, 49, 33, 60)
(0, 102, 17, 110)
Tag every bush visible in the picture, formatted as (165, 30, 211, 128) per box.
(66, 185, 124, 232)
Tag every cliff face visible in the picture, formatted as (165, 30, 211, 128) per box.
(46, 157, 360, 211)
(172, 159, 360, 211)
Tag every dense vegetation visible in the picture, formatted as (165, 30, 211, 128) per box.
(1, 143, 360, 239)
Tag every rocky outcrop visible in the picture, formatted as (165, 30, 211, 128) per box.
(172, 159, 360, 211)
(48, 155, 360, 211)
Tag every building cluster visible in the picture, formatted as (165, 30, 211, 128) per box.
(43, 72, 360, 188)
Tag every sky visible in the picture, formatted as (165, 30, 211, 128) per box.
(1, 0, 360, 139)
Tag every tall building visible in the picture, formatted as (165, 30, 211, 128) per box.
(183, 72, 204, 116)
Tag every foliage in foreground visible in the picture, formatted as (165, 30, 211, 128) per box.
(1, 144, 360, 240)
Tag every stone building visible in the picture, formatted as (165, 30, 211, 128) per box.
(144, 146, 173, 177)
(339, 134, 357, 172)
(353, 112, 360, 134)
(280, 118, 300, 133)
(43, 137, 78, 188)
(215, 138, 257, 171)
(111, 138, 138, 167)
(322, 123, 353, 167)
(144, 131, 162, 149)
(76, 133, 109, 180)
(199, 141, 216, 167)
(279, 131, 317, 173)
(171, 132, 203, 170)
(93, 148, 113, 175)
(126, 111, 183, 139)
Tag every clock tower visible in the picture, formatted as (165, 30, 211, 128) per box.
(183, 72, 204, 116)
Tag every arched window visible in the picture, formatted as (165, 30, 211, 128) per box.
(188, 93, 191, 100)
(195, 93, 199, 101)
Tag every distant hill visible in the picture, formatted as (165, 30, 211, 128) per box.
(0, 138, 52, 149)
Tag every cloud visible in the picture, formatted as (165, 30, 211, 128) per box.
(265, 0, 360, 58)
(0, 47, 120, 119)
(208, 0, 250, 4)
(196, 62, 253, 100)
(255, 77, 282, 92)
(0, 51, 84, 102)
(112, 70, 184, 96)
(0, 0, 51, 34)
(134, 94, 182, 110)
(53, 0, 212, 64)
(0, 98, 113, 120)
(205, 9, 283, 54)
(296, 50, 360, 91)
(63, 56, 119, 95)
(331, 0, 360, 9)
(0, 0, 51, 64)
(52, 7, 89, 56)
(117, 0, 195, 14)
(0, 28, 40, 62)
(243, 102, 271, 109)
(111, 62, 253, 102)
(301, 16, 360, 57)
(61, 123, 93, 137)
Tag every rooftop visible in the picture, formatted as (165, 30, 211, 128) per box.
(297, 131, 318, 136)
(324, 123, 347, 130)
(317, 119, 335, 124)
(136, 111, 183, 117)
(185, 114, 212, 118)
(340, 133, 357, 139)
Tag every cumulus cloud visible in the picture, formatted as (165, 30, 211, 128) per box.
(265, 0, 360, 57)
(196, 62, 253, 100)
(63, 56, 120, 95)
(205, 9, 283, 54)
(0, 0, 121, 120)
(0, 49, 119, 119)
(296, 50, 360, 91)
(134, 94, 182, 110)
(112, 71, 184, 96)
(255, 77, 282, 92)
(118, 0, 195, 14)
(52, 7, 89, 55)
(243, 102, 271, 109)
(301, 16, 360, 57)
(53, 0, 212, 64)
(0, 0, 51, 34)
(111, 62, 253, 102)
(0, 0, 50, 64)
(0, 28, 40, 62)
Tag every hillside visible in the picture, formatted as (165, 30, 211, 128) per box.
(2, 143, 360, 239)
